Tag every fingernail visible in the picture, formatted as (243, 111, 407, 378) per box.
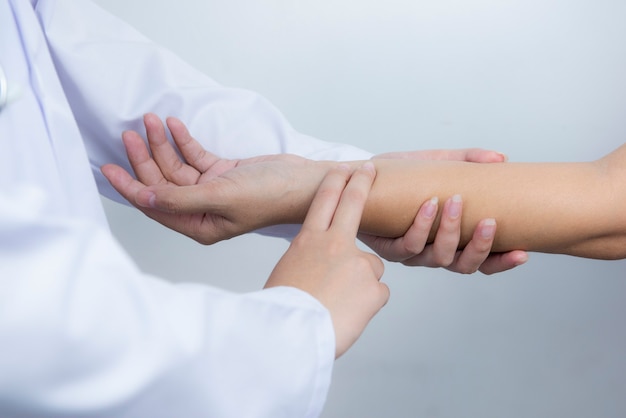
(514, 253, 529, 266)
(421, 197, 438, 218)
(481, 218, 496, 239)
(448, 194, 462, 219)
(148, 192, 156, 208)
(137, 191, 156, 208)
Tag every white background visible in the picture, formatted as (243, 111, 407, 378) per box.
(96, 0, 626, 417)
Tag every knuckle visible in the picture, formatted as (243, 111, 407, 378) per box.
(354, 254, 373, 271)
(456, 265, 479, 275)
(290, 233, 312, 250)
(195, 236, 215, 246)
(471, 238, 493, 254)
(371, 255, 385, 276)
(403, 240, 426, 256)
(357, 253, 384, 277)
(191, 148, 208, 166)
(432, 252, 455, 267)
(189, 226, 209, 245)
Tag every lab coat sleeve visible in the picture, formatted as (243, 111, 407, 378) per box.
(0, 185, 334, 418)
(37, 0, 374, 206)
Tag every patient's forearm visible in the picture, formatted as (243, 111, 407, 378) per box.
(358, 145, 626, 259)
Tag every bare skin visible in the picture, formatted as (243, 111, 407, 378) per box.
(265, 163, 389, 358)
(359, 149, 626, 259)
(104, 114, 626, 260)
(102, 114, 528, 274)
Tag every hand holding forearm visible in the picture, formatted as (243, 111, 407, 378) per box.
(363, 149, 528, 274)
(102, 114, 329, 243)
(361, 145, 626, 259)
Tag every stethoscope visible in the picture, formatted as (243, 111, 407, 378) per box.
(0, 63, 7, 112)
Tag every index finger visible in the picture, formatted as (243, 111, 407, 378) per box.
(301, 165, 352, 231)
(329, 162, 376, 236)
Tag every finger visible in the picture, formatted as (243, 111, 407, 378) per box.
(330, 162, 376, 236)
(376, 281, 391, 309)
(398, 197, 438, 256)
(134, 180, 232, 214)
(429, 194, 463, 266)
(447, 148, 508, 163)
(100, 163, 177, 230)
(144, 113, 201, 185)
(447, 218, 497, 274)
(101, 164, 148, 206)
(357, 197, 438, 262)
(121, 131, 168, 186)
(103, 164, 219, 240)
(373, 148, 507, 163)
(478, 250, 529, 275)
(166, 117, 222, 174)
(301, 165, 352, 231)
(356, 251, 387, 284)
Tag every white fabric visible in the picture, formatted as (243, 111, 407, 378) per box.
(39, 0, 373, 205)
(0, 0, 372, 416)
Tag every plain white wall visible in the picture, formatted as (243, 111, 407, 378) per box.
(96, 0, 626, 417)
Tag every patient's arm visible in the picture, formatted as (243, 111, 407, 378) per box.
(103, 116, 626, 260)
(129, 142, 626, 261)
(361, 144, 626, 259)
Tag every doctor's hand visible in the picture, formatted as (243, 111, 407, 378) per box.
(102, 114, 329, 244)
(265, 163, 389, 359)
(358, 149, 529, 275)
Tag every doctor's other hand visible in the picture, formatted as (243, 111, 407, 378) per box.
(361, 149, 529, 275)
(102, 114, 327, 244)
(265, 163, 388, 359)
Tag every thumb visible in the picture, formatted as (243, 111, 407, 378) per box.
(135, 182, 231, 214)
(461, 148, 508, 163)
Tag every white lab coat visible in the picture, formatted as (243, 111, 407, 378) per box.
(0, 0, 373, 416)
